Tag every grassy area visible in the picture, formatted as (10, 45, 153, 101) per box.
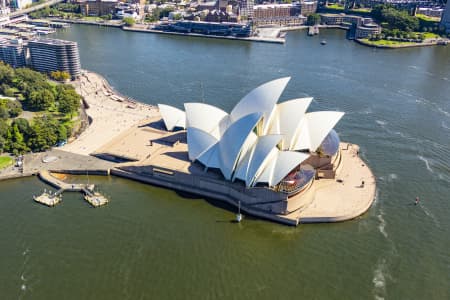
(325, 4, 371, 12)
(326, 4, 344, 10)
(0, 156, 13, 169)
(416, 14, 441, 22)
(420, 32, 440, 39)
(351, 7, 371, 13)
(360, 38, 417, 47)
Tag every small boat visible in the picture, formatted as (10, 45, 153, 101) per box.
(236, 201, 242, 223)
(321, 40, 327, 45)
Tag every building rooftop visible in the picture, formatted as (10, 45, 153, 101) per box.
(29, 38, 77, 46)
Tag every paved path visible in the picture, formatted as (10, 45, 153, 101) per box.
(61, 71, 158, 156)
(293, 143, 376, 223)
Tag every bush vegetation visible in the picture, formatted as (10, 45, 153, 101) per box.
(0, 63, 81, 154)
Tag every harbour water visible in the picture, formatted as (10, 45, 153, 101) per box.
(0, 26, 449, 299)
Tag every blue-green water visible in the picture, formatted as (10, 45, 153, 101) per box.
(0, 25, 449, 299)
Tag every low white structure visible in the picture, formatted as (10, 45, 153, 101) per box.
(158, 104, 186, 131)
(159, 77, 344, 191)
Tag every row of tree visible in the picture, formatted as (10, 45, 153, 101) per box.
(0, 63, 81, 154)
(371, 5, 420, 32)
(0, 116, 69, 154)
(0, 64, 80, 114)
(29, 3, 81, 19)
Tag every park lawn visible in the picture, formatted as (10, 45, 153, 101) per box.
(420, 32, 440, 39)
(351, 7, 371, 13)
(360, 38, 417, 47)
(0, 156, 13, 169)
(326, 4, 344, 10)
(326, 4, 370, 12)
(416, 14, 441, 22)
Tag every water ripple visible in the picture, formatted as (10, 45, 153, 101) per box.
(372, 258, 388, 300)
(418, 155, 434, 173)
(377, 211, 388, 239)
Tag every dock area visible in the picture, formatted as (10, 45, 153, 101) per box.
(33, 190, 62, 207)
(34, 170, 108, 207)
(308, 26, 319, 36)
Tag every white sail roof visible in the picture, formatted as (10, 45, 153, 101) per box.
(197, 142, 221, 169)
(255, 150, 310, 187)
(184, 103, 229, 139)
(293, 111, 344, 152)
(233, 134, 282, 184)
(159, 78, 345, 189)
(230, 77, 290, 134)
(246, 135, 282, 186)
(268, 97, 313, 150)
(158, 104, 186, 131)
(187, 127, 217, 161)
(219, 112, 263, 180)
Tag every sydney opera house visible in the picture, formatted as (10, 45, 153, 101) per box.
(115, 77, 375, 225)
(159, 77, 343, 195)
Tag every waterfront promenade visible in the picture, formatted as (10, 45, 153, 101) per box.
(61, 71, 158, 156)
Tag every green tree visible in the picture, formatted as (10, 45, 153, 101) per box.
(0, 106, 7, 119)
(50, 70, 71, 81)
(58, 88, 81, 115)
(0, 62, 15, 85)
(28, 89, 55, 111)
(12, 118, 30, 137)
(57, 124, 68, 142)
(27, 116, 59, 151)
(123, 17, 136, 27)
(0, 119, 8, 136)
(371, 5, 419, 32)
(9, 124, 27, 153)
(307, 14, 321, 26)
(0, 136, 5, 153)
(6, 100, 22, 118)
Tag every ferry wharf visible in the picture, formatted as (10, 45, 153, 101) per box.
(34, 170, 108, 207)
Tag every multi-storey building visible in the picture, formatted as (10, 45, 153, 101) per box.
(416, 7, 444, 18)
(320, 13, 366, 26)
(355, 22, 381, 38)
(0, 38, 26, 68)
(441, 4, 450, 33)
(300, 1, 318, 16)
(240, 0, 254, 19)
(78, 0, 118, 16)
(28, 38, 81, 78)
(253, 3, 306, 26)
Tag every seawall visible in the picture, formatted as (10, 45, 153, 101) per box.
(111, 168, 299, 226)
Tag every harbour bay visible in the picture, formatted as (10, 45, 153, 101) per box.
(0, 25, 449, 299)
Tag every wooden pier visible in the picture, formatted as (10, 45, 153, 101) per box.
(33, 171, 108, 207)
